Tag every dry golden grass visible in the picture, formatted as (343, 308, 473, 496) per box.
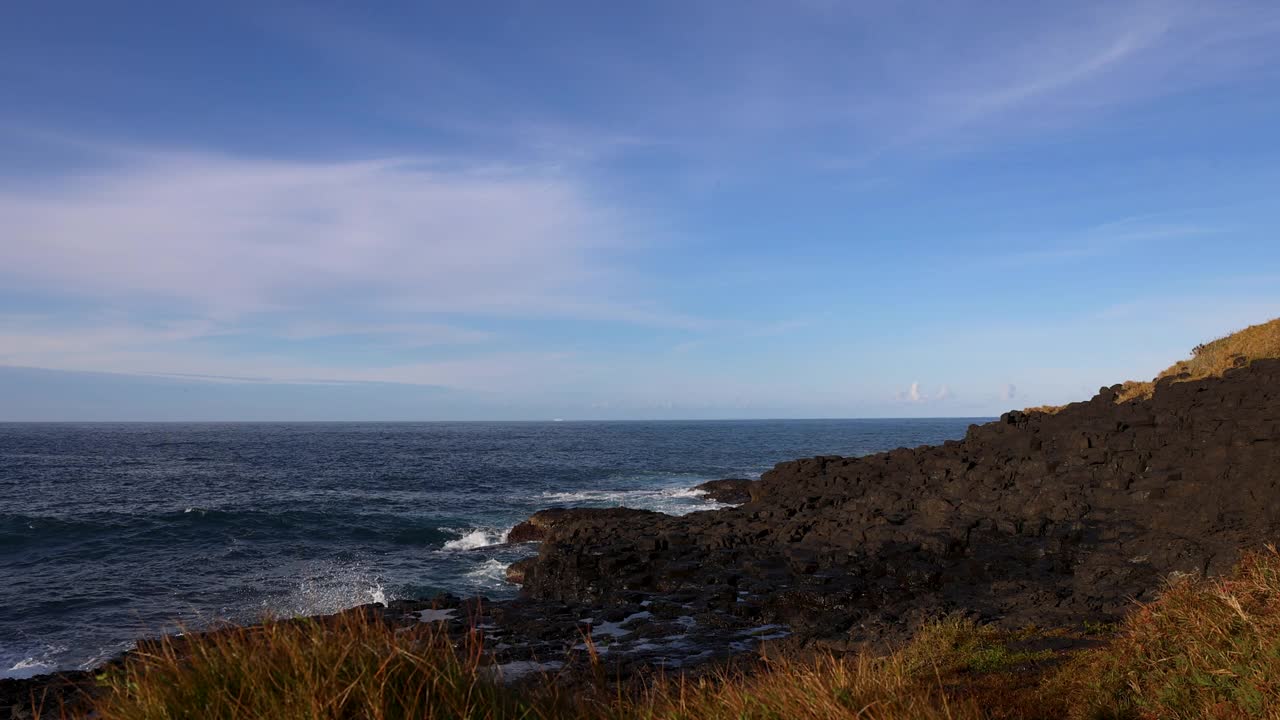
(1120, 317, 1280, 402)
(1027, 317, 1280, 410)
(69, 613, 995, 720)
(1052, 545, 1280, 719)
(613, 651, 981, 720)
(42, 547, 1280, 719)
(83, 612, 562, 720)
(57, 614, 1063, 720)
(1162, 318, 1280, 380)
(1022, 404, 1067, 415)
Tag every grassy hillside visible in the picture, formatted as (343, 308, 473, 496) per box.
(20, 547, 1280, 719)
(1030, 317, 1280, 412)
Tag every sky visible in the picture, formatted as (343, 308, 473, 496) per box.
(2, 0, 1280, 421)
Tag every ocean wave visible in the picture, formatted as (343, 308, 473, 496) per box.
(463, 558, 511, 590)
(3, 657, 54, 680)
(0, 642, 66, 680)
(75, 640, 137, 672)
(440, 526, 511, 551)
(538, 484, 728, 515)
(263, 561, 392, 619)
(1, 510, 452, 548)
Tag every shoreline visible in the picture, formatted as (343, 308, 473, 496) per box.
(1, 479, 771, 717)
(7, 353, 1280, 716)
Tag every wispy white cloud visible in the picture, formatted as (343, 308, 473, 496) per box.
(0, 147, 702, 331)
(782, 1, 1280, 154)
(0, 322, 573, 392)
(975, 215, 1226, 270)
(0, 317, 214, 358)
(269, 320, 492, 346)
(285, 1, 1280, 169)
(0, 144, 715, 388)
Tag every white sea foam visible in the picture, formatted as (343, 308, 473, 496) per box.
(441, 526, 511, 551)
(4, 658, 49, 680)
(464, 558, 511, 589)
(265, 562, 392, 619)
(77, 641, 136, 672)
(4, 657, 53, 680)
(538, 483, 730, 515)
(1, 642, 66, 680)
(588, 611, 652, 639)
(669, 488, 709, 499)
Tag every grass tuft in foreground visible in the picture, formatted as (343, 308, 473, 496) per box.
(87, 610, 560, 720)
(59, 546, 1280, 719)
(1056, 545, 1280, 719)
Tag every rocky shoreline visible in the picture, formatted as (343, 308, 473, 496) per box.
(519, 359, 1280, 649)
(7, 359, 1280, 718)
(1, 481, 767, 718)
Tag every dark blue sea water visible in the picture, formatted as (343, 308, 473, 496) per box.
(0, 419, 983, 678)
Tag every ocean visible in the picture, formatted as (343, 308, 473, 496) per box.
(0, 419, 982, 679)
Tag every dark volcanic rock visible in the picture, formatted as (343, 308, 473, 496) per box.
(1, 671, 95, 720)
(506, 557, 536, 584)
(522, 360, 1280, 646)
(508, 507, 662, 544)
(693, 478, 757, 504)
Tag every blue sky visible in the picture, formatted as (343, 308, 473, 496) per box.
(3, 0, 1280, 420)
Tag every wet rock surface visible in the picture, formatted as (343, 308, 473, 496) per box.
(1, 672, 95, 720)
(507, 507, 663, 544)
(382, 593, 786, 681)
(692, 478, 757, 504)
(522, 360, 1280, 646)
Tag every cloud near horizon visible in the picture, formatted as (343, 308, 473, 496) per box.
(897, 382, 954, 404)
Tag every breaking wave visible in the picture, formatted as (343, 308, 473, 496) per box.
(539, 483, 728, 515)
(441, 526, 511, 551)
(263, 561, 392, 619)
(0, 642, 65, 680)
(464, 558, 512, 590)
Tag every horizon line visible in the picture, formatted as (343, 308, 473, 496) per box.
(0, 416, 999, 424)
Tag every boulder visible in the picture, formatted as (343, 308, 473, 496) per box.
(692, 478, 757, 504)
(505, 558, 536, 584)
(508, 507, 664, 544)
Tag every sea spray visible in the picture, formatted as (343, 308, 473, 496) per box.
(441, 526, 512, 551)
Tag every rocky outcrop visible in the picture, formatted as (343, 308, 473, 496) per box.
(508, 507, 661, 544)
(520, 360, 1280, 646)
(505, 558, 536, 584)
(692, 478, 757, 504)
(1, 672, 94, 720)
